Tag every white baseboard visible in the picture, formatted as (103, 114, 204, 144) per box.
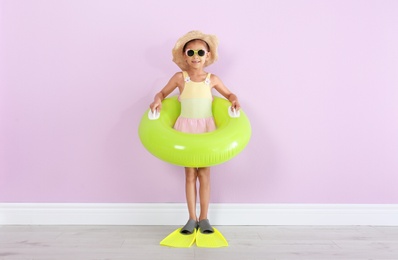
(1, 203, 398, 226)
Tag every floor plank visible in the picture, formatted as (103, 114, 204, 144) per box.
(1, 225, 398, 259)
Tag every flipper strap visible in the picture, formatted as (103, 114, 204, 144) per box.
(180, 219, 198, 234)
(198, 219, 214, 234)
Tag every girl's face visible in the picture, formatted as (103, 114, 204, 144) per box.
(184, 40, 210, 69)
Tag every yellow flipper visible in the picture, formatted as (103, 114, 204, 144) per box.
(160, 228, 197, 248)
(196, 228, 229, 248)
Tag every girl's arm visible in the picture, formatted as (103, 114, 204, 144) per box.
(150, 72, 182, 112)
(212, 74, 241, 111)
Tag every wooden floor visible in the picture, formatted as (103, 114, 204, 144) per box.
(1, 225, 398, 259)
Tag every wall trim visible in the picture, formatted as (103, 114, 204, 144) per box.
(1, 203, 398, 226)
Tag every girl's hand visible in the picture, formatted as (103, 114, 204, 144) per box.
(150, 92, 165, 113)
(231, 100, 241, 111)
(150, 100, 162, 113)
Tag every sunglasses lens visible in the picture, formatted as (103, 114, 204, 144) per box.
(187, 50, 194, 56)
(198, 50, 206, 56)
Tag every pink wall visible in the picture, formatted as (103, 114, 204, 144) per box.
(1, 0, 398, 203)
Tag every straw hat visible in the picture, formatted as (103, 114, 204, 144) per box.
(172, 30, 219, 71)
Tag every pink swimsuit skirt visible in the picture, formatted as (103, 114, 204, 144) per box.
(174, 116, 216, 134)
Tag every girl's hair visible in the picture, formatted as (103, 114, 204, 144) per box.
(183, 39, 210, 52)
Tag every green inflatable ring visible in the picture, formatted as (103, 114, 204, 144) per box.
(138, 96, 251, 167)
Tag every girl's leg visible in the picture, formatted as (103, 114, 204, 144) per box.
(185, 167, 198, 221)
(197, 167, 211, 221)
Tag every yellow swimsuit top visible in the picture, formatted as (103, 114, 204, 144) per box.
(179, 71, 213, 119)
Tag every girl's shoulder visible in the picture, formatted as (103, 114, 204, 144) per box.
(171, 71, 184, 79)
(209, 73, 218, 78)
(169, 71, 186, 88)
(169, 71, 185, 82)
(209, 73, 222, 85)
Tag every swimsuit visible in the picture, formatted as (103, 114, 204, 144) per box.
(173, 71, 216, 134)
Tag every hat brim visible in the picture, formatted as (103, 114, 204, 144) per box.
(172, 30, 219, 71)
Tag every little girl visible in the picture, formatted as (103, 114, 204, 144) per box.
(150, 30, 240, 235)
